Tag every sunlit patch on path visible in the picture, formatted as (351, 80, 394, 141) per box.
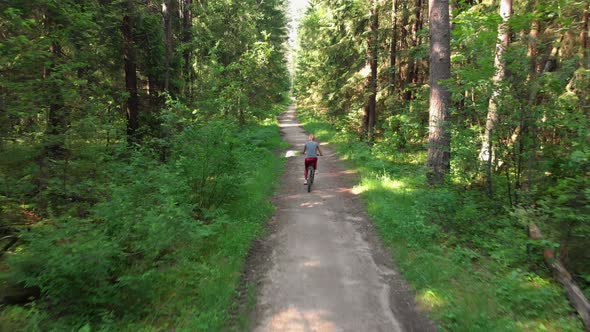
(285, 150, 299, 158)
(263, 307, 337, 332)
(279, 123, 302, 128)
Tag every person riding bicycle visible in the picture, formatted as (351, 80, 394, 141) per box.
(302, 134, 323, 185)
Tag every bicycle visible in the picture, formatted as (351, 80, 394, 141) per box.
(302, 134, 323, 193)
(307, 164, 315, 192)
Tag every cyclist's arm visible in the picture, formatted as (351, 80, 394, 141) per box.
(317, 145, 323, 156)
(302, 145, 307, 155)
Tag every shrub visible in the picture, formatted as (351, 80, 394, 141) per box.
(173, 121, 243, 214)
(4, 120, 255, 322)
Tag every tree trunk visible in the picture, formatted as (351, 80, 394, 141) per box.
(399, 1, 410, 89)
(390, 0, 398, 94)
(123, 3, 140, 144)
(582, 9, 589, 69)
(527, 20, 540, 78)
(508, 31, 564, 205)
(182, 0, 193, 98)
(45, 42, 68, 159)
(162, 0, 173, 92)
(365, 0, 378, 142)
(542, 35, 563, 73)
(426, 0, 452, 185)
(529, 224, 590, 331)
(515, 19, 540, 203)
(403, 0, 422, 101)
(479, 0, 512, 197)
(419, 2, 427, 85)
(414, 0, 425, 85)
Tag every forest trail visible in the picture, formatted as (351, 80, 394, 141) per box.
(252, 105, 436, 332)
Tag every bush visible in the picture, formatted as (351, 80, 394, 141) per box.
(7, 219, 123, 315)
(173, 121, 243, 214)
(4, 120, 259, 323)
(0, 305, 46, 332)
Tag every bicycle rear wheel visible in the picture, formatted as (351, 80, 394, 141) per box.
(307, 166, 314, 192)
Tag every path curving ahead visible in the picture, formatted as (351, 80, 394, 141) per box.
(252, 105, 436, 332)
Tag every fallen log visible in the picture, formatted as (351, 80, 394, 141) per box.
(0, 283, 40, 305)
(1, 235, 18, 256)
(529, 223, 590, 331)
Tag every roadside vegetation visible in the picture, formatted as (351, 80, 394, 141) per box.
(0, 0, 289, 330)
(299, 107, 584, 331)
(2, 0, 589, 330)
(294, 0, 589, 330)
(1, 115, 287, 331)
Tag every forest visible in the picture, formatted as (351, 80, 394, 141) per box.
(0, 0, 589, 331)
(1, 0, 289, 330)
(294, 0, 589, 330)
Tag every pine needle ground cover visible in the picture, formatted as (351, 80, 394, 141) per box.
(298, 107, 584, 332)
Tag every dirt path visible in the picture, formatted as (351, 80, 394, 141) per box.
(252, 105, 436, 332)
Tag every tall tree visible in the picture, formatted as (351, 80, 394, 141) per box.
(162, 0, 174, 92)
(123, 0, 140, 144)
(44, 41, 67, 159)
(404, 0, 423, 101)
(181, 0, 193, 98)
(42, 3, 71, 160)
(426, 0, 451, 185)
(479, 0, 512, 196)
(364, 0, 379, 142)
(399, 0, 409, 91)
(389, 0, 398, 94)
(582, 8, 589, 69)
(527, 18, 539, 78)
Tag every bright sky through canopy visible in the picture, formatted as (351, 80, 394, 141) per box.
(287, 0, 309, 75)
(288, 0, 309, 47)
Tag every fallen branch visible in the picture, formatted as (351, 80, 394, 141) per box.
(0, 235, 18, 256)
(529, 223, 590, 331)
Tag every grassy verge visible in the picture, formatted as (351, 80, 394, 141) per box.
(297, 106, 584, 332)
(171, 120, 287, 331)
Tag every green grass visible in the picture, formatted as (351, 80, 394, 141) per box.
(297, 106, 584, 332)
(173, 128, 285, 331)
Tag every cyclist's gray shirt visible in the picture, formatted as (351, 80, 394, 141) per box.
(305, 141, 319, 157)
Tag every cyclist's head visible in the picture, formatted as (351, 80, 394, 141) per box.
(308, 134, 315, 141)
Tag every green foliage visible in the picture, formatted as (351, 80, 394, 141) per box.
(7, 219, 124, 315)
(0, 305, 46, 332)
(293, 0, 367, 118)
(2, 115, 287, 329)
(190, 0, 289, 123)
(173, 121, 242, 213)
(496, 269, 573, 319)
(296, 0, 590, 312)
(1, 0, 290, 329)
(299, 108, 585, 331)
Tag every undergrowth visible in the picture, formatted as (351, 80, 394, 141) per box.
(0, 109, 287, 331)
(297, 106, 584, 332)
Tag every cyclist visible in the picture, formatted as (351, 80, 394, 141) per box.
(302, 134, 323, 185)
